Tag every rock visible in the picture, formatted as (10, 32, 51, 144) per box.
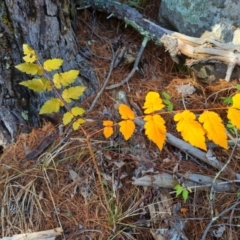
(158, 0, 240, 82)
(158, 0, 240, 44)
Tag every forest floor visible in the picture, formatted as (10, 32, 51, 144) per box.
(1, 1, 240, 239)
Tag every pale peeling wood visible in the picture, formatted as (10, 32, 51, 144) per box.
(0, 227, 63, 240)
(132, 172, 237, 192)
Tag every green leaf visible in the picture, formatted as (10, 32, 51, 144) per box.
(15, 63, 41, 75)
(221, 97, 233, 105)
(19, 78, 52, 92)
(163, 99, 171, 105)
(71, 107, 85, 116)
(62, 86, 86, 103)
(236, 84, 240, 90)
(39, 98, 64, 114)
(162, 91, 171, 100)
(182, 189, 189, 203)
(167, 104, 173, 111)
(53, 70, 79, 89)
(63, 112, 74, 125)
(43, 58, 63, 71)
(174, 184, 183, 197)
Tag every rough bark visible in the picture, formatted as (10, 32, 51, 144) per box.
(0, 0, 98, 146)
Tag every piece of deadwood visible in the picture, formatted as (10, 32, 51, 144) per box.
(0, 227, 63, 240)
(132, 172, 236, 192)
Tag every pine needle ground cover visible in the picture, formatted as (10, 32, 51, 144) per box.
(1, 1, 240, 239)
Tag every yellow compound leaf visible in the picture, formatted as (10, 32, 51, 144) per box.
(15, 63, 41, 75)
(71, 107, 85, 116)
(63, 108, 85, 126)
(23, 54, 38, 63)
(39, 98, 64, 114)
(174, 110, 206, 150)
(103, 120, 114, 138)
(53, 70, 79, 89)
(119, 120, 135, 140)
(144, 114, 166, 150)
(63, 112, 74, 125)
(72, 118, 85, 130)
(199, 111, 228, 149)
(43, 58, 63, 71)
(119, 104, 135, 120)
(23, 44, 36, 56)
(62, 86, 86, 103)
(22, 44, 38, 63)
(227, 107, 240, 129)
(143, 91, 165, 114)
(232, 93, 240, 109)
(19, 78, 52, 92)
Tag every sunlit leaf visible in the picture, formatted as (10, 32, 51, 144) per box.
(72, 118, 85, 130)
(23, 54, 38, 63)
(199, 111, 228, 149)
(43, 58, 63, 71)
(227, 107, 240, 129)
(119, 104, 135, 120)
(63, 112, 74, 125)
(174, 110, 206, 150)
(62, 86, 86, 103)
(182, 189, 189, 203)
(15, 63, 41, 75)
(71, 107, 85, 116)
(53, 70, 79, 88)
(39, 98, 64, 114)
(174, 184, 183, 196)
(119, 120, 135, 140)
(144, 114, 166, 150)
(103, 120, 114, 138)
(143, 91, 165, 114)
(23, 44, 36, 56)
(19, 78, 52, 92)
(22, 44, 38, 63)
(232, 93, 240, 109)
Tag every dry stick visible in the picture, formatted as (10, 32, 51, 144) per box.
(88, 42, 115, 111)
(166, 133, 240, 180)
(209, 143, 238, 222)
(200, 199, 240, 240)
(106, 36, 149, 90)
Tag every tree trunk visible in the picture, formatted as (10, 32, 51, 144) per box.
(0, 0, 98, 146)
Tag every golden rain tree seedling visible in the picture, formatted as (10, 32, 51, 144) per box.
(15, 44, 86, 130)
(103, 90, 240, 151)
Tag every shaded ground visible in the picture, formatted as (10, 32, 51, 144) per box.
(1, 1, 240, 239)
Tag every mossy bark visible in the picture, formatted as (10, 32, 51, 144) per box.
(0, 0, 98, 145)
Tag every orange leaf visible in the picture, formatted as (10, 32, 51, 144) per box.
(227, 107, 240, 129)
(144, 114, 166, 150)
(199, 111, 228, 149)
(119, 104, 134, 120)
(142, 91, 165, 114)
(103, 120, 114, 138)
(119, 120, 135, 140)
(232, 93, 240, 109)
(174, 110, 206, 150)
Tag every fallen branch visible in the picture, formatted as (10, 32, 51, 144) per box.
(0, 228, 63, 240)
(132, 172, 237, 192)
